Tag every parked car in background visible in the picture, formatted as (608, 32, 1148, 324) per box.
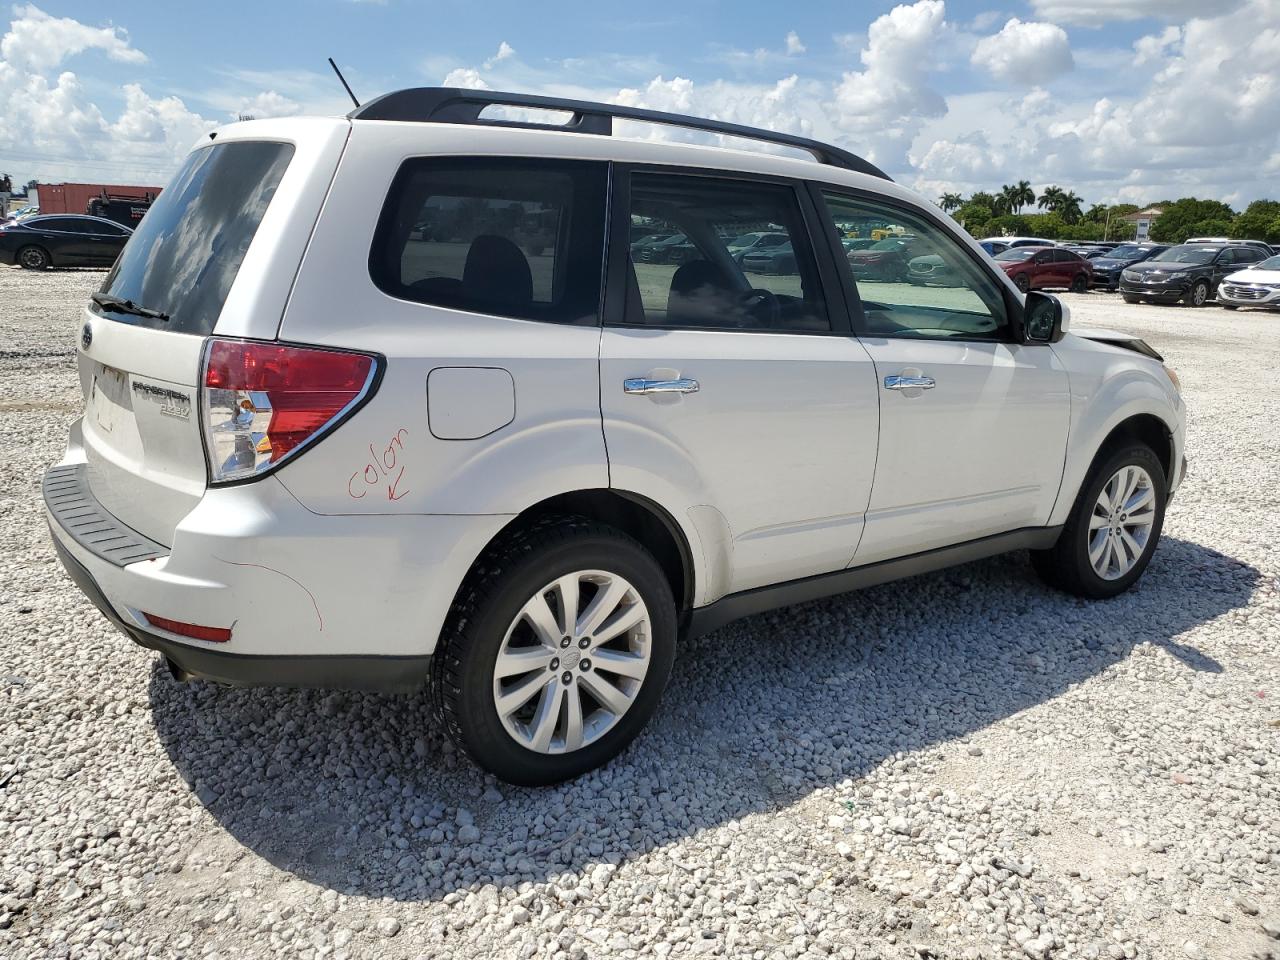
(0, 214, 132, 269)
(841, 237, 877, 253)
(1217, 254, 1280, 310)
(1090, 243, 1169, 291)
(978, 239, 1009, 256)
(629, 232, 674, 258)
(980, 235, 1055, 250)
(725, 231, 789, 264)
(847, 235, 920, 281)
(1186, 237, 1274, 255)
(907, 253, 963, 286)
(637, 232, 697, 264)
(1119, 243, 1269, 306)
(995, 246, 1092, 293)
(741, 240, 798, 275)
(3, 204, 39, 222)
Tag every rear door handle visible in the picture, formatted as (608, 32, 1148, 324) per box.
(624, 377, 700, 395)
(884, 374, 936, 390)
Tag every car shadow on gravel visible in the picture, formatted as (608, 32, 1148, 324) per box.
(148, 535, 1255, 903)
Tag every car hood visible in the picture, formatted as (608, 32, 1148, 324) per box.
(1091, 258, 1133, 269)
(1129, 262, 1197, 273)
(1224, 268, 1280, 283)
(1072, 327, 1164, 361)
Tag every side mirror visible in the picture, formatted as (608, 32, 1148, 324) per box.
(1023, 290, 1064, 343)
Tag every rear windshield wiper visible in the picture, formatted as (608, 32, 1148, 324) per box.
(90, 292, 170, 322)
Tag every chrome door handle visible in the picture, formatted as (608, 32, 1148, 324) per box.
(624, 377, 700, 395)
(884, 375, 936, 390)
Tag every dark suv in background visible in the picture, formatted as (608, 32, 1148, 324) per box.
(1119, 243, 1269, 306)
(1090, 243, 1168, 291)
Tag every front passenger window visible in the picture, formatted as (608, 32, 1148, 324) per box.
(820, 191, 1008, 340)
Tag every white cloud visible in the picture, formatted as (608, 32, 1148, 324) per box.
(785, 31, 805, 55)
(234, 90, 301, 120)
(1027, 0, 1243, 26)
(830, 0, 950, 170)
(484, 41, 515, 69)
(0, 3, 145, 71)
(971, 18, 1073, 85)
(0, 5, 210, 186)
(1133, 25, 1181, 65)
(442, 67, 489, 90)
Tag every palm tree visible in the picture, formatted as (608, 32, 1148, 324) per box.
(1011, 180, 1035, 214)
(1058, 190, 1083, 224)
(996, 185, 1018, 217)
(938, 192, 963, 213)
(1038, 186, 1066, 211)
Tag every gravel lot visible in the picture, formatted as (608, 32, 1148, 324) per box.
(2, 267, 1277, 960)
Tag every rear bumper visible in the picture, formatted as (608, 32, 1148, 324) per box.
(49, 534, 431, 691)
(43, 453, 509, 690)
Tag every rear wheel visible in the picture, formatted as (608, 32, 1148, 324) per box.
(1185, 280, 1209, 307)
(17, 245, 50, 270)
(431, 518, 677, 785)
(1014, 274, 1031, 293)
(1070, 274, 1089, 293)
(1031, 443, 1166, 599)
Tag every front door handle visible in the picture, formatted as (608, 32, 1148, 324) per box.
(624, 377, 700, 396)
(884, 374, 936, 390)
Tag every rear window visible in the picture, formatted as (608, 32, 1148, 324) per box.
(94, 140, 295, 334)
(369, 157, 608, 325)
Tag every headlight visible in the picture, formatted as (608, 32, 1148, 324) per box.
(1162, 364, 1181, 394)
(1122, 269, 1140, 280)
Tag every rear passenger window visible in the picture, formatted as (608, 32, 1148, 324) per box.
(623, 173, 829, 332)
(370, 158, 607, 325)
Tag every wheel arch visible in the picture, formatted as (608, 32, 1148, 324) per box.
(461, 488, 698, 621)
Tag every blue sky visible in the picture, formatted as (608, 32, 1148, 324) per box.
(1, 1, 1276, 207)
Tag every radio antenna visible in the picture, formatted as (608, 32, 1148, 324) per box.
(328, 58, 360, 108)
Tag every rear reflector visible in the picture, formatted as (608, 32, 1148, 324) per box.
(144, 614, 232, 643)
(202, 339, 377, 484)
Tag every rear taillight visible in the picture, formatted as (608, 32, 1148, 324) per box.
(202, 338, 377, 484)
(144, 613, 232, 643)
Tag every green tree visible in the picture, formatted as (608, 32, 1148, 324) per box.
(1058, 191, 1083, 224)
(1010, 180, 1035, 213)
(937, 192, 964, 213)
(1232, 200, 1280, 244)
(1149, 198, 1237, 243)
(954, 201, 993, 236)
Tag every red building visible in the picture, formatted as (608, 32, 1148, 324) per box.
(37, 182, 163, 218)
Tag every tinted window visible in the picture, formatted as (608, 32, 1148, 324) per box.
(821, 191, 1007, 340)
(1053, 249, 1081, 263)
(371, 158, 607, 325)
(96, 141, 294, 334)
(34, 217, 77, 232)
(1232, 247, 1263, 263)
(623, 173, 828, 332)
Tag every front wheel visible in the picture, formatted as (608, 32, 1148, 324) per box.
(431, 518, 677, 785)
(1122, 294, 1140, 304)
(1014, 274, 1031, 293)
(1031, 444, 1167, 599)
(1185, 280, 1209, 307)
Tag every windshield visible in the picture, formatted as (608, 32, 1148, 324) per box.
(1151, 245, 1217, 265)
(1106, 244, 1149, 259)
(95, 140, 295, 334)
(995, 248, 1037, 262)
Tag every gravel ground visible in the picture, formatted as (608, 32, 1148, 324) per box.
(1, 267, 1277, 960)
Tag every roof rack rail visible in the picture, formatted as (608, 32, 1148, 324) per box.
(349, 87, 891, 182)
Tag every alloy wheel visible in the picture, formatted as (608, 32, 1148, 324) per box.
(1192, 282, 1208, 306)
(19, 247, 47, 269)
(1088, 465, 1157, 580)
(492, 570, 652, 754)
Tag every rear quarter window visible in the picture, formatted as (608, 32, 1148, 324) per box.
(368, 157, 608, 325)
(94, 140, 295, 335)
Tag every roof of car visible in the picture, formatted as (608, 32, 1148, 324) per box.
(19, 214, 130, 230)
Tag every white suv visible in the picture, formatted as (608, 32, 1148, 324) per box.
(44, 88, 1186, 785)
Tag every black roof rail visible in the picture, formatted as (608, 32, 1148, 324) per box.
(349, 87, 891, 182)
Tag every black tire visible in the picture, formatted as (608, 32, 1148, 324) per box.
(1014, 274, 1031, 293)
(1122, 294, 1140, 304)
(1070, 273, 1089, 293)
(1031, 443, 1167, 599)
(1185, 279, 1209, 307)
(17, 245, 50, 270)
(431, 517, 677, 786)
